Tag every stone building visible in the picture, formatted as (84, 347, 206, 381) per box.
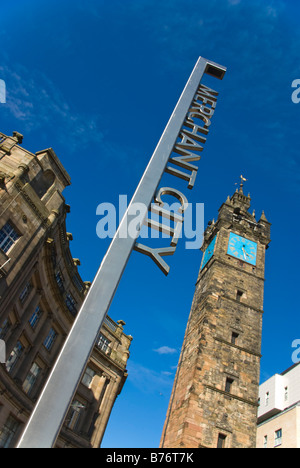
(160, 183, 271, 448)
(0, 131, 132, 448)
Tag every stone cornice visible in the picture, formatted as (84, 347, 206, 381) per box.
(204, 384, 258, 407)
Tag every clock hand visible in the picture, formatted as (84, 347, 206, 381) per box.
(242, 247, 249, 259)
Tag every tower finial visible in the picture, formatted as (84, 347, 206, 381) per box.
(239, 174, 247, 190)
(235, 175, 247, 193)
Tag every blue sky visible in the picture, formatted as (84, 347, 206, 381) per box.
(1, 0, 300, 448)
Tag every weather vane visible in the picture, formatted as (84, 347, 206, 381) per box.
(235, 174, 247, 190)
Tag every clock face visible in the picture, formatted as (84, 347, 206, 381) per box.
(227, 232, 257, 266)
(201, 235, 217, 270)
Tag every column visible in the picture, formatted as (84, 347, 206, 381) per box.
(80, 374, 107, 437)
(14, 164, 29, 181)
(91, 376, 121, 448)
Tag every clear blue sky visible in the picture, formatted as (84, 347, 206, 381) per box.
(1, 0, 300, 448)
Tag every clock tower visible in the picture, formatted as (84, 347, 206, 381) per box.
(160, 183, 271, 448)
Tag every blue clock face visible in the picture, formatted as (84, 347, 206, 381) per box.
(227, 232, 257, 266)
(201, 235, 217, 270)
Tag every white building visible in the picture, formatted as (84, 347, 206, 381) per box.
(257, 362, 300, 448)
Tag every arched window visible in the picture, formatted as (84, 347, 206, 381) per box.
(30, 170, 55, 199)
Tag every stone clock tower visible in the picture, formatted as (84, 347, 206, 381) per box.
(160, 183, 271, 448)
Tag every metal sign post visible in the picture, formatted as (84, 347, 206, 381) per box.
(17, 57, 226, 448)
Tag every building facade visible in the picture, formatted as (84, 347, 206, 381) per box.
(0, 131, 132, 448)
(160, 184, 271, 448)
(257, 363, 300, 448)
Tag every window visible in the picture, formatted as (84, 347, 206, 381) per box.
(97, 333, 111, 353)
(263, 435, 268, 449)
(82, 367, 96, 388)
(66, 400, 86, 431)
(0, 318, 10, 340)
(6, 341, 24, 373)
(29, 306, 42, 329)
(225, 377, 234, 394)
(265, 392, 270, 407)
(72, 274, 84, 293)
(55, 271, 64, 293)
(274, 429, 282, 447)
(44, 328, 57, 351)
(19, 282, 32, 304)
(0, 222, 20, 253)
(217, 433, 227, 448)
(65, 293, 77, 316)
(236, 290, 243, 302)
(231, 332, 239, 345)
(22, 362, 42, 395)
(0, 415, 20, 448)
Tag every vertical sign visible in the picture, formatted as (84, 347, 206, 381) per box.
(134, 81, 222, 274)
(17, 57, 226, 448)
